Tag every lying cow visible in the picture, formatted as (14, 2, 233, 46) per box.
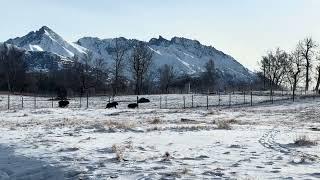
(106, 102, 118, 108)
(58, 100, 69, 108)
(138, 98, 150, 103)
(128, 103, 138, 109)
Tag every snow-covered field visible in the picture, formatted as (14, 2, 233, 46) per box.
(0, 94, 319, 179)
(0, 92, 293, 110)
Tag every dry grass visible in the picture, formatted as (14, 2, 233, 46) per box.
(216, 120, 231, 130)
(181, 168, 189, 174)
(112, 144, 125, 161)
(146, 125, 215, 132)
(294, 135, 317, 146)
(150, 117, 161, 124)
(111, 141, 133, 162)
(105, 121, 135, 130)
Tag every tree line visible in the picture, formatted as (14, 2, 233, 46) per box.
(0, 40, 226, 98)
(259, 37, 320, 95)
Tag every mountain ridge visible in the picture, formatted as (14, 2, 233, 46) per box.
(4, 26, 256, 84)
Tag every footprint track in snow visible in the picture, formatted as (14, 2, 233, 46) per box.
(259, 126, 319, 162)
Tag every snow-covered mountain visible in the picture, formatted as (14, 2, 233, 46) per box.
(5, 26, 256, 83)
(77, 36, 255, 83)
(6, 26, 87, 58)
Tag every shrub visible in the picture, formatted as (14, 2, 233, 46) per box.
(216, 120, 231, 130)
(112, 144, 124, 161)
(294, 135, 317, 146)
(162, 151, 171, 161)
(150, 118, 161, 124)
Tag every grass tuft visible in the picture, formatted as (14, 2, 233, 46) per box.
(294, 135, 317, 146)
(216, 120, 231, 130)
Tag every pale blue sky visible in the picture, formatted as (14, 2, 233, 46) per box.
(2, 0, 320, 70)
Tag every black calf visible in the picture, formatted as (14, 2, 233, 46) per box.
(138, 98, 150, 103)
(58, 100, 69, 108)
(128, 103, 138, 109)
(106, 102, 118, 108)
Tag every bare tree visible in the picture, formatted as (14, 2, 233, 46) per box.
(159, 64, 175, 94)
(315, 66, 320, 92)
(73, 52, 95, 95)
(201, 59, 216, 91)
(129, 42, 153, 95)
(108, 38, 128, 96)
(315, 53, 320, 92)
(92, 58, 108, 90)
(260, 48, 288, 88)
(298, 37, 318, 91)
(0, 43, 26, 93)
(286, 48, 304, 93)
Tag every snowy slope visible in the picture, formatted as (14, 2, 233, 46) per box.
(6, 26, 87, 58)
(6, 26, 256, 83)
(78, 36, 256, 83)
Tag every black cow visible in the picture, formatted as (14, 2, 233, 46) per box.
(58, 100, 69, 108)
(106, 102, 118, 108)
(128, 103, 138, 109)
(138, 98, 150, 103)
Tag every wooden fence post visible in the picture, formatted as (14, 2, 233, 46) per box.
(218, 92, 221, 106)
(160, 96, 162, 109)
(21, 96, 24, 109)
(7, 94, 10, 110)
(191, 95, 194, 108)
(165, 96, 168, 109)
(183, 96, 186, 109)
(86, 92, 89, 108)
(229, 93, 231, 107)
(137, 96, 139, 108)
(206, 95, 209, 110)
(250, 92, 253, 106)
(34, 96, 37, 109)
(51, 96, 54, 108)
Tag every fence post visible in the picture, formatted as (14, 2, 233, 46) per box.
(86, 92, 89, 108)
(108, 96, 111, 103)
(21, 96, 24, 109)
(229, 93, 231, 107)
(7, 94, 10, 110)
(160, 96, 162, 109)
(165, 96, 168, 108)
(191, 95, 194, 108)
(218, 92, 221, 106)
(206, 95, 209, 110)
(183, 96, 186, 109)
(34, 95, 37, 109)
(250, 91, 253, 106)
(51, 96, 54, 108)
(137, 96, 139, 108)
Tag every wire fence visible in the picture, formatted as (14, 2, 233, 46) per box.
(0, 90, 318, 111)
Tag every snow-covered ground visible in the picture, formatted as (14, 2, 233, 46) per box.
(0, 95, 319, 179)
(0, 92, 293, 110)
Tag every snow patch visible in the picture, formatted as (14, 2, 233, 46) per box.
(70, 42, 87, 54)
(29, 45, 43, 51)
(148, 46, 162, 55)
(176, 57, 196, 74)
(183, 52, 194, 58)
